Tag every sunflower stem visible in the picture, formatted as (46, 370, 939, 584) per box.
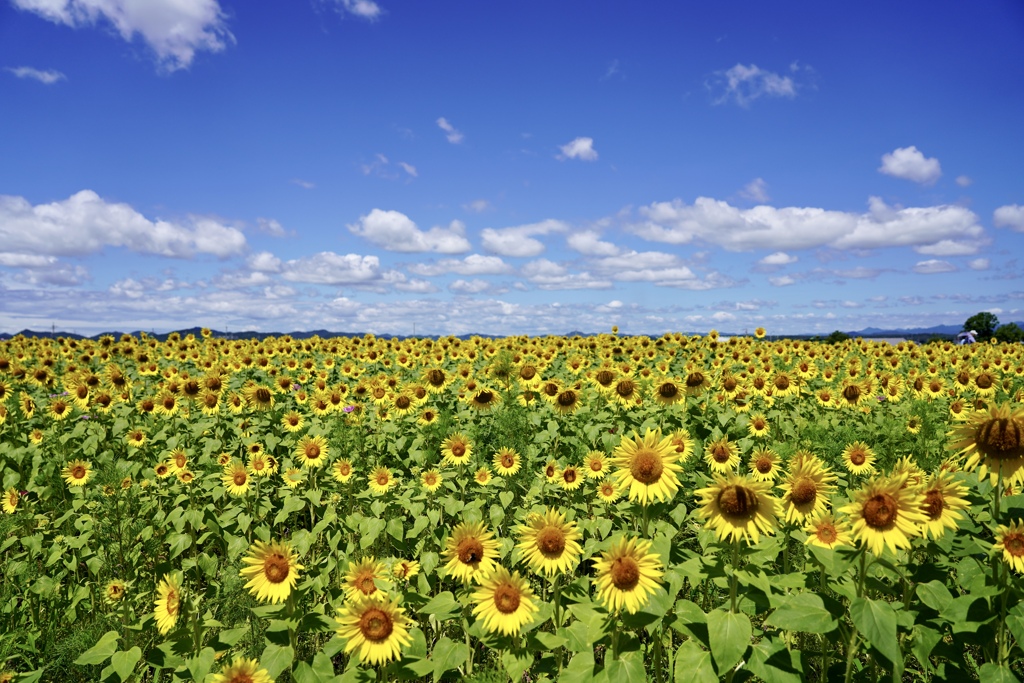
(729, 539, 739, 613)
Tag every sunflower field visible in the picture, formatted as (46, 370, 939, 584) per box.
(2, 330, 1024, 682)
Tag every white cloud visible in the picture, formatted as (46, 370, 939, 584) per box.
(739, 178, 770, 203)
(630, 196, 982, 252)
(968, 258, 990, 271)
(0, 190, 246, 258)
(878, 146, 942, 185)
(280, 252, 382, 285)
(256, 217, 287, 237)
(956, 175, 973, 187)
(913, 259, 957, 274)
(759, 251, 797, 266)
(913, 239, 979, 256)
(333, 0, 381, 19)
(0, 253, 57, 267)
(995, 204, 1024, 232)
(449, 279, 492, 294)
(348, 209, 471, 253)
(566, 229, 621, 256)
(436, 117, 464, 144)
(480, 219, 568, 258)
(407, 254, 513, 277)
(247, 251, 282, 273)
(557, 137, 598, 161)
(291, 179, 315, 190)
(397, 161, 417, 178)
(6, 66, 66, 84)
(769, 275, 795, 286)
(462, 199, 493, 213)
(708, 64, 797, 106)
(711, 311, 736, 322)
(521, 259, 612, 290)
(12, 0, 232, 71)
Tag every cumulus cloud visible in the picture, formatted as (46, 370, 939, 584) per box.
(913, 259, 956, 275)
(566, 230, 621, 256)
(995, 205, 1024, 232)
(521, 259, 612, 290)
(6, 66, 66, 84)
(913, 239, 980, 256)
(878, 146, 942, 184)
(480, 219, 568, 258)
(739, 178, 770, 203)
(0, 190, 246, 258)
(968, 258, 990, 271)
(247, 251, 282, 273)
(449, 279, 492, 294)
(759, 252, 797, 266)
(407, 254, 513, 277)
(770, 275, 795, 286)
(12, 0, 233, 71)
(557, 137, 598, 161)
(280, 252, 382, 285)
(708, 64, 797, 106)
(462, 199, 493, 213)
(629, 195, 982, 253)
(348, 209, 471, 253)
(256, 217, 288, 237)
(437, 117, 464, 144)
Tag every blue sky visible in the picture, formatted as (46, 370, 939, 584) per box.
(1, 0, 1023, 336)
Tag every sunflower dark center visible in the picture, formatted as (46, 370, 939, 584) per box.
(451, 443, 466, 457)
(712, 445, 731, 463)
(849, 449, 867, 466)
(520, 366, 537, 380)
(427, 369, 446, 387)
(501, 453, 516, 468)
(376, 472, 389, 486)
(162, 396, 176, 410)
(723, 377, 738, 391)
(264, 553, 290, 583)
(71, 465, 86, 479)
(562, 469, 577, 484)
(718, 485, 757, 517)
(978, 417, 1024, 460)
(373, 388, 386, 399)
(610, 557, 640, 591)
(255, 388, 271, 403)
(977, 374, 994, 389)
(493, 583, 521, 614)
(755, 457, 773, 474)
(1006, 534, 1024, 557)
(457, 538, 484, 565)
(557, 390, 577, 407)
(616, 380, 635, 397)
(685, 372, 705, 388)
(658, 382, 678, 399)
(166, 590, 179, 616)
(545, 464, 557, 477)
(863, 493, 898, 529)
(791, 477, 818, 506)
(630, 449, 663, 484)
(923, 490, 945, 520)
(233, 471, 247, 486)
(774, 376, 790, 390)
(475, 391, 494, 404)
(536, 527, 566, 557)
(355, 574, 377, 595)
(596, 370, 615, 386)
(359, 608, 394, 642)
(816, 524, 838, 543)
(589, 459, 603, 472)
(843, 384, 861, 401)
(305, 444, 320, 458)
(753, 418, 766, 430)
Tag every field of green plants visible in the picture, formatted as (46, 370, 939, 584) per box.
(1, 330, 1023, 682)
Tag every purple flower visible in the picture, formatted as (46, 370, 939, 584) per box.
(343, 405, 356, 413)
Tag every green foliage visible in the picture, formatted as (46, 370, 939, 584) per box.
(995, 322, 1024, 344)
(964, 311, 999, 339)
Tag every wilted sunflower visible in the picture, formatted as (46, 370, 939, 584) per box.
(105, 579, 127, 604)
(803, 512, 852, 550)
(920, 470, 969, 540)
(62, 460, 92, 487)
(239, 540, 304, 604)
(368, 467, 396, 495)
(611, 429, 683, 505)
(222, 461, 251, 497)
(420, 469, 443, 493)
(596, 480, 620, 503)
(748, 447, 781, 482)
(703, 436, 740, 474)
(493, 448, 522, 476)
(210, 658, 273, 683)
(949, 402, 1024, 485)
(841, 474, 926, 556)
(2, 488, 18, 514)
(593, 536, 664, 614)
(335, 594, 413, 666)
(443, 521, 499, 583)
(994, 520, 1024, 573)
(343, 557, 389, 600)
(583, 451, 607, 480)
(295, 434, 329, 469)
(515, 508, 583, 577)
(778, 454, 837, 524)
(441, 433, 473, 467)
(154, 574, 182, 634)
(332, 458, 355, 484)
(471, 566, 539, 636)
(841, 441, 877, 476)
(695, 473, 780, 544)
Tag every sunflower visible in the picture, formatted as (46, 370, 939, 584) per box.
(239, 540, 304, 604)
(653, 378, 684, 406)
(543, 460, 560, 482)
(222, 461, 251, 497)
(703, 436, 740, 474)
(154, 462, 172, 479)
(748, 447, 781, 482)
(949, 402, 1024, 485)
(755, 326, 767, 339)
(472, 566, 539, 636)
(515, 508, 583, 577)
(668, 429, 695, 462)
(167, 448, 189, 473)
(558, 465, 583, 491)
(332, 458, 355, 484)
(417, 407, 440, 427)
(421, 469, 443, 493)
(393, 559, 420, 580)
(593, 536, 664, 614)
(778, 455, 837, 524)
(612, 378, 642, 407)
(553, 388, 582, 415)
(596, 480, 620, 502)
(948, 398, 970, 422)
(105, 579, 127, 604)
(695, 473, 780, 544)
(62, 460, 92, 487)
(3, 488, 20, 514)
(583, 451, 607, 480)
(335, 594, 413, 666)
(841, 441, 877, 476)
(840, 474, 926, 556)
(281, 411, 305, 433)
(126, 429, 146, 448)
(467, 387, 501, 412)
(242, 383, 275, 411)
(154, 574, 182, 635)
(209, 658, 274, 683)
(610, 429, 683, 505)
(906, 416, 922, 434)
(493, 448, 522, 476)
(803, 512, 852, 550)
(475, 467, 493, 486)
(295, 434, 329, 469)
(176, 470, 196, 485)
(994, 521, 1024, 573)
(248, 454, 271, 478)
(29, 427, 44, 445)
(443, 521, 500, 583)
(343, 557, 389, 600)
(369, 467, 396, 495)
(683, 371, 711, 397)
(49, 397, 73, 421)
(441, 433, 473, 467)
(837, 379, 865, 408)
(920, 470, 969, 540)
(747, 414, 770, 439)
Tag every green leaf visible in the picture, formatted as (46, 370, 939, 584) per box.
(916, 580, 954, 613)
(110, 647, 141, 680)
(746, 635, 805, 683)
(419, 591, 461, 621)
(75, 630, 119, 666)
(673, 640, 718, 683)
(499, 491, 514, 509)
(765, 592, 838, 634)
(706, 609, 750, 673)
(501, 650, 532, 681)
(360, 518, 386, 549)
(430, 636, 468, 683)
(185, 647, 215, 681)
(910, 624, 943, 674)
(605, 649, 646, 683)
(260, 643, 295, 679)
(978, 663, 1022, 683)
(561, 651, 604, 683)
(850, 597, 901, 672)
(386, 517, 404, 542)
